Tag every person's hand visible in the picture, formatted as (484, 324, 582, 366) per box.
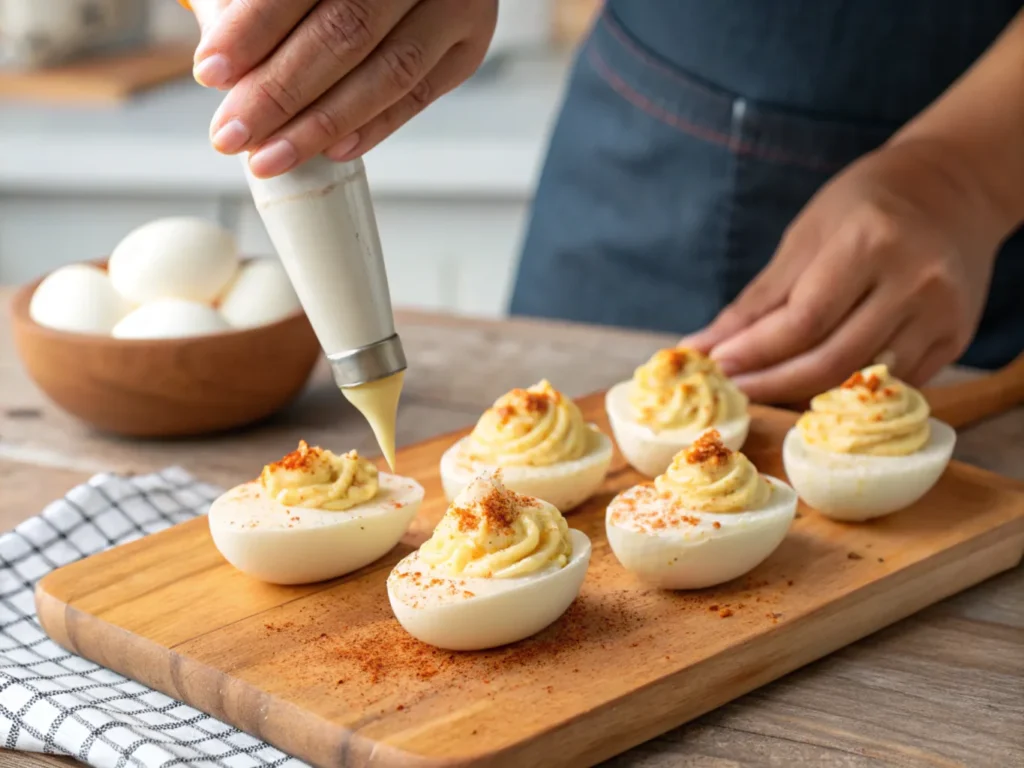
(680, 139, 1005, 404)
(187, 0, 498, 177)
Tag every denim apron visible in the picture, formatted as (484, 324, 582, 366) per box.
(510, 1, 1024, 369)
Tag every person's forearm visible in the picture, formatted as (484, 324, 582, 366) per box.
(890, 9, 1024, 241)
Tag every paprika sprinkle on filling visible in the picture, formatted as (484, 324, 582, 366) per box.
(387, 471, 592, 651)
(459, 380, 592, 468)
(628, 347, 747, 433)
(417, 471, 571, 579)
(260, 440, 378, 511)
(797, 364, 930, 456)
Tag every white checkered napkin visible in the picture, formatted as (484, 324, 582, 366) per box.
(0, 467, 311, 768)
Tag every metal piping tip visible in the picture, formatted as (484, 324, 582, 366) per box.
(327, 334, 407, 389)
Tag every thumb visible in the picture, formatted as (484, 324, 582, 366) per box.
(179, 0, 231, 41)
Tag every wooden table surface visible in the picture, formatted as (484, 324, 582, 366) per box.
(1, 285, 1022, 767)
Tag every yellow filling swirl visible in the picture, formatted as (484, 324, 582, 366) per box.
(797, 365, 930, 456)
(630, 348, 747, 432)
(260, 441, 378, 511)
(419, 472, 571, 578)
(654, 430, 770, 513)
(461, 380, 591, 467)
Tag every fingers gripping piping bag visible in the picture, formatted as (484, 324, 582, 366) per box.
(242, 156, 406, 471)
(182, 2, 405, 469)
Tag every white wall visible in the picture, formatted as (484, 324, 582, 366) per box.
(0, 190, 531, 317)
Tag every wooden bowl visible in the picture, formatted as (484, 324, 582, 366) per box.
(9, 263, 323, 438)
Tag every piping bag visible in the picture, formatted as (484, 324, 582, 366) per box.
(185, 0, 406, 470)
(242, 157, 406, 472)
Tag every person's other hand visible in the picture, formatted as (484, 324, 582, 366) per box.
(680, 139, 1004, 404)
(188, 0, 498, 177)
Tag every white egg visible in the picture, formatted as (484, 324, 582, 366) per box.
(781, 419, 956, 522)
(209, 473, 424, 584)
(29, 264, 132, 335)
(218, 258, 301, 329)
(605, 478, 797, 589)
(439, 429, 613, 512)
(109, 217, 239, 304)
(387, 528, 591, 650)
(605, 381, 750, 477)
(111, 299, 231, 339)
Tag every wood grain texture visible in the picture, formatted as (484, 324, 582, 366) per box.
(3, 285, 1023, 767)
(33, 396, 1024, 768)
(0, 45, 194, 104)
(922, 351, 1024, 429)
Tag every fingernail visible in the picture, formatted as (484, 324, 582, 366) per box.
(325, 133, 361, 162)
(730, 374, 753, 391)
(681, 332, 713, 353)
(249, 139, 299, 177)
(713, 356, 741, 376)
(211, 119, 250, 154)
(193, 53, 232, 89)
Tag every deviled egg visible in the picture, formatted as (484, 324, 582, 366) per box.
(782, 365, 955, 522)
(440, 380, 613, 512)
(388, 471, 591, 650)
(606, 348, 750, 477)
(209, 441, 423, 584)
(606, 429, 797, 589)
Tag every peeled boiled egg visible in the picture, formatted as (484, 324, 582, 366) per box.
(781, 421, 956, 522)
(606, 430, 797, 589)
(388, 472, 591, 650)
(218, 258, 301, 329)
(439, 380, 613, 512)
(209, 444, 424, 585)
(108, 217, 238, 304)
(29, 264, 132, 334)
(111, 299, 230, 339)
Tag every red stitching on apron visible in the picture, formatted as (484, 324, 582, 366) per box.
(601, 12, 729, 105)
(587, 46, 842, 173)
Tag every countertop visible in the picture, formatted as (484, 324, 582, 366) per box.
(1, 285, 1022, 766)
(0, 52, 570, 197)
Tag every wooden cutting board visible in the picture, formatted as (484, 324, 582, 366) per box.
(34, 395, 1024, 768)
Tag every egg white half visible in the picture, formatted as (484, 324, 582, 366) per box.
(605, 477, 796, 589)
(605, 381, 750, 477)
(387, 528, 591, 651)
(439, 428, 613, 512)
(208, 473, 423, 584)
(781, 418, 956, 522)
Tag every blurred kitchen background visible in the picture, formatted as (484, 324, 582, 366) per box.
(0, 0, 602, 317)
